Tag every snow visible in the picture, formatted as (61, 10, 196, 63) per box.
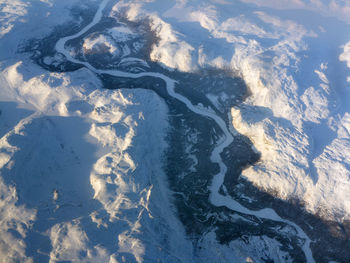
(0, 0, 96, 59)
(0, 0, 28, 38)
(0, 2, 193, 261)
(114, 0, 350, 223)
(197, 231, 293, 263)
(224, 7, 350, 221)
(55, 1, 316, 260)
(83, 34, 118, 55)
(108, 26, 136, 42)
(149, 15, 196, 72)
(0, 177, 35, 263)
(239, 0, 350, 24)
(340, 41, 350, 82)
(340, 42, 350, 67)
(0, 61, 194, 262)
(1, 0, 350, 261)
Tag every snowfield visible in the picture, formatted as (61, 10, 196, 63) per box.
(0, 1, 193, 262)
(1, 0, 350, 262)
(83, 34, 119, 55)
(0, 61, 195, 262)
(112, 0, 350, 222)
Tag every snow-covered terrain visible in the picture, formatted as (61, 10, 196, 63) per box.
(112, 0, 350, 222)
(1, 0, 350, 262)
(0, 1, 193, 262)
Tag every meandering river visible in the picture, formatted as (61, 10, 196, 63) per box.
(55, 1, 315, 261)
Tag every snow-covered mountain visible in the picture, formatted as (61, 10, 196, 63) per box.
(0, 0, 350, 262)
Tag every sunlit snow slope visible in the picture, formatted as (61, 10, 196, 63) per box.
(0, 1, 193, 262)
(113, 0, 350, 221)
(1, 0, 350, 262)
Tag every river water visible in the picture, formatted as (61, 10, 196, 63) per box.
(55, 0, 315, 261)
